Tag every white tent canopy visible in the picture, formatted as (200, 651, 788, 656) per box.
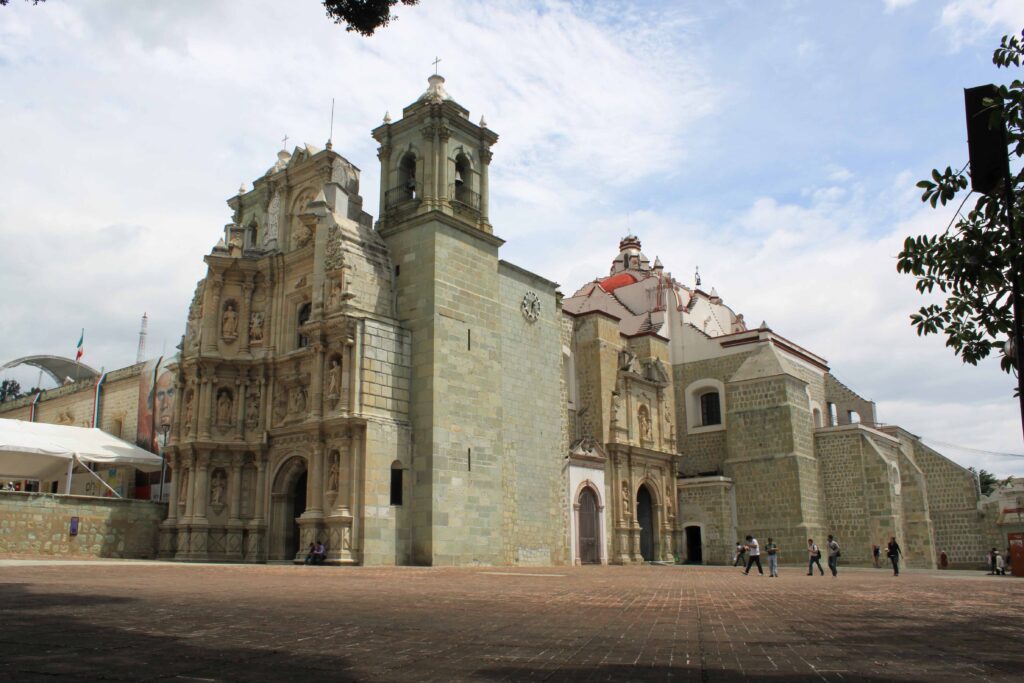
(0, 418, 163, 495)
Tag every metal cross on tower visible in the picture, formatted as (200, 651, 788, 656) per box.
(282, 134, 289, 150)
(432, 56, 441, 74)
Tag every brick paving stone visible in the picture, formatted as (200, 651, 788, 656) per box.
(0, 562, 1022, 682)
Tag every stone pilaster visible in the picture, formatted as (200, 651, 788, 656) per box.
(245, 454, 268, 562)
(239, 281, 254, 354)
(203, 277, 223, 353)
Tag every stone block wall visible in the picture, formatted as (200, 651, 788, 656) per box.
(360, 418, 412, 565)
(0, 491, 164, 558)
(816, 426, 906, 566)
(499, 262, 566, 565)
(360, 319, 411, 420)
(673, 352, 751, 474)
(677, 477, 735, 565)
(909, 438, 984, 567)
(824, 373, 876, 426)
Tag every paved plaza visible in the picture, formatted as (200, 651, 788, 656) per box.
(0, 560, 1021, 682)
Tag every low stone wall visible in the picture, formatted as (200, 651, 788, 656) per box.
(0, 491, 165, 559)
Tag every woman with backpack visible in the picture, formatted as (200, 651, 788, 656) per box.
(887, 537, 902, 576)
(807, 538, 824, 575)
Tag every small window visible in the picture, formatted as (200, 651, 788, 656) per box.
(297, 302, 312, 348)
(398, 152, 417, 200)
(699, 392, 721, 426)
(390, 463, 403, 506)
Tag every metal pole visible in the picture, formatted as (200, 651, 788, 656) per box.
(1002, 170, 1024, 443)
(159, 426, 169, 502)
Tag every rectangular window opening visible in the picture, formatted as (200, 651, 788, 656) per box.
(467, 329, 472, 351)
(390, 468, 403, 506)
(468, 447, 472, 472)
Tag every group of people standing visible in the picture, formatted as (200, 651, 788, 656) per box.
(733, 535, 908, 577)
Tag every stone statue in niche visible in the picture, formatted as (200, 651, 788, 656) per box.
(326, 279, 340, 311)
(638, 405, 652, 441)
(249, 312, 264, 344)
(665, 490, 675, 522)
(293, 218, 313, 249)
(291, 385, 307, 414)
(210, 470, 226, 505)
(664, 405, 674, 441)
(327, 452, 339, 491)
(178, 469, 189, 504)
(610, 391, 621, 424)
(264, 193, 280, 245)
(216, 390, 233, 426)
(245, 391, 260, 430)
(621, 480, 631, 518)
(273, 392, 287, 424)
(221, 303, 238, 339)
(327, 359, 342, 398)
(183, 391, 194, 435)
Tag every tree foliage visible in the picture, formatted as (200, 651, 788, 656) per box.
(322, 0, 420, 36)
(897, 30, 1024, 379)
(969, 466, 1013, 496)
(0, 379, 21, 403)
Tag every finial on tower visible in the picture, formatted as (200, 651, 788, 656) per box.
(238, 183, 246, 196)
(384, 110, 392, 124)
(694, 266, 701, 287)
(479, 115, 487, 128)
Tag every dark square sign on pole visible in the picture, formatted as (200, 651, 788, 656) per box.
(964, 84, 1010, 195)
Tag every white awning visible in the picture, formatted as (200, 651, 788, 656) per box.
(0, 418, 163, 481)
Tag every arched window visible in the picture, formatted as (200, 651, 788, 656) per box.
(246, 221, 258, 249)
(453, 152, 472, 205)
(398, 152, 417, 201)
(296, 302, 312, 348)
(390, 461, 403, 506)
(699, 392, 721, 426)
(812, 408, 823, 428)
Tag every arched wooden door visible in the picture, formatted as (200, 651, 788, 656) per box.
(637, 485, 655, 561)
(577, 487, 600, 564)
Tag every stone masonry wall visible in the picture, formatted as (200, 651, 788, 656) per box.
(673, 352, 751, 475)
(0, 491, 164, 558)
(910, 439, 984, 568)
(677, 478, 735, 565)
(499, 263, 565, 565)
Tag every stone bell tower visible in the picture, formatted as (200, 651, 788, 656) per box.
(372, 75, 505, 565)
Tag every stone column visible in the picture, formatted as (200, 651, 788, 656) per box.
(183, 453, 196, 522)
(350, 323, 362, 415)
(159, 452, 179, 559)
(421, 125, 435, 203)
(198, 373, 213, 440)
(253, 455, 268, 523)
(194, 453, 210, 521)
(311, 342, 325, 419)
(306, 443, 325, 517)
(228, 459, 242, 524)
(337, 442, 352, 514)
(234, 377, 246, 440)
(479, 147, 492, 228)
(350, 428, 363, 561)
(438, 127, 449, 204)
(239, 281, 254, 354)
(377, 142, 391, 221)
(165, 454, 179, 525)
(203, 277, 223, 353)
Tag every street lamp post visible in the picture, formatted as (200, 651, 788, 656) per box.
(159, 424, 170, 502)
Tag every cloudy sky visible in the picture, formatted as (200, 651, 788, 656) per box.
(2, 0, 1023, 475)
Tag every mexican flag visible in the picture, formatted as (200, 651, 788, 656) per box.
(75, 329, 84, 361)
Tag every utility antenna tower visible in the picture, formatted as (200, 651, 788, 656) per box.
(136, 312, 148, 364)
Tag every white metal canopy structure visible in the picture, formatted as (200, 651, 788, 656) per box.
(0, 418, 162, 496)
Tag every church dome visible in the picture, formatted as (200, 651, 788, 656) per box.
(599, 272, 637, 292)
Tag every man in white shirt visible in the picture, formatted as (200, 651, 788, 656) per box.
(742, 535, 763, 575)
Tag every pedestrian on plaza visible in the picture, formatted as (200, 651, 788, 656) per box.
(807, 538, 824, 576)
(742, 535, 764, 576)
(765, 537, 779, 577)
(733, 541, 746, 567)
(939, 549, 949, 569)
(995, 550, 1006, 576)
(826, 534, 841, 577)
(988, 547, 998, 574)
(872, 544, 881, 568)
(886, 537, 902, 576)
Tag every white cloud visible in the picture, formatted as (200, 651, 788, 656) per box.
(884, 0, 919, 13)
(940, 0, 1024, 49)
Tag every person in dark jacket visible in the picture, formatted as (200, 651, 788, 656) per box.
(886, 537, 902, 576)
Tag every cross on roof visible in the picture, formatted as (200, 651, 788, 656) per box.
(432, 56, 441, 74)
(282, 134, 289, 150)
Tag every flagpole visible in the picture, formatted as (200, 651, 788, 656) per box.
(75, 328, 83, 383)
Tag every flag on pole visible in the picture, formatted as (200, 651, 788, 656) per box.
(75, 329, 84, 361)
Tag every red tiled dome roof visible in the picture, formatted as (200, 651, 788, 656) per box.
(598, 272, 637, 292)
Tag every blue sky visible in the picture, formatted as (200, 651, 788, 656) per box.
(1, 0, 1023, 474)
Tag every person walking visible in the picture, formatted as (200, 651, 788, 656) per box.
(989, 547, 998, 574)
(765, 537, 779, 577)
(807, 538, 824, 576)
(995, 550, 1006, 576)
(826, 534, 841, 577)
(872, 544, 881, 568)
(742, 535, 763, 576)
(886, 536, 902, 576)
(733, 541, 746, 568)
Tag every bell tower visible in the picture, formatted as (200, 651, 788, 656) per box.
(373, 74, 498, 235)
(372, 75, 506, 566)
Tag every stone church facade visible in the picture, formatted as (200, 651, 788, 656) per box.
(2, 75, 990, 568)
